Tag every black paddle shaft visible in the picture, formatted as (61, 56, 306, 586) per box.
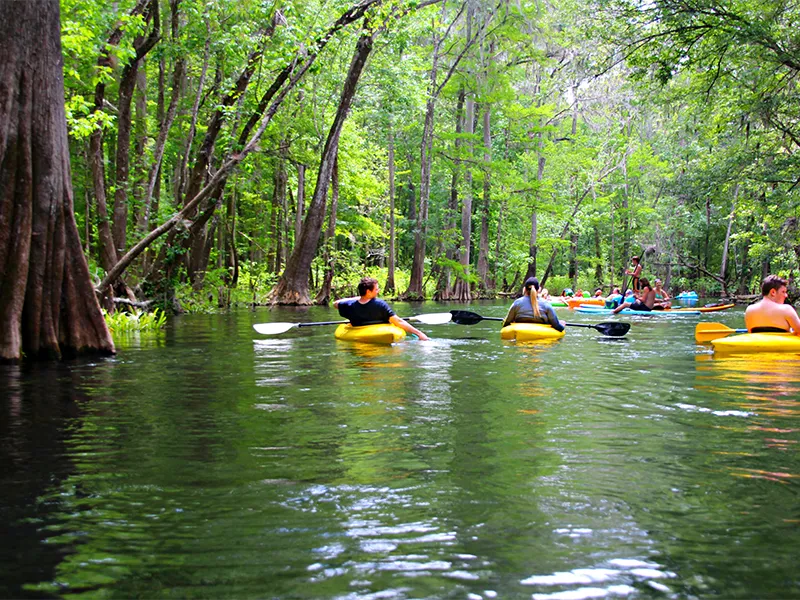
(450, 310, 630, 337)
(564, 321, 630, 337)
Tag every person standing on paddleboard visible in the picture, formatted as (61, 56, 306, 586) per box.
(334, 277, 430, 341)
(502, 277, 565, 331)
(625, 256, 643, 293)
(744, 275, 800, 334)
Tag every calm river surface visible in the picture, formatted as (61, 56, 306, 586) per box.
(2, 301, 800, 599)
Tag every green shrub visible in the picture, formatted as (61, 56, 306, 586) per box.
(103, 308, 167, 334)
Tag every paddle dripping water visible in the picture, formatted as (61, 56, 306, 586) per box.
(2, 302, 800, 598)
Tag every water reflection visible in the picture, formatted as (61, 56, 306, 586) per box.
(4, 307, 800, 598)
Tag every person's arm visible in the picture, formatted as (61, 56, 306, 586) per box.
(783, 305, 800, 335)
(744, 304, 756, 332)
(333, 296, 359, 309)
(389, 315, 430, 340)
(545, 304, 565, 331)
(502, 303, 518, 327)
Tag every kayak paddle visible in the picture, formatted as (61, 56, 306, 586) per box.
(253, 312, 453, 335)
(695, 322, 747, 343)
(449, 310, 630, 337)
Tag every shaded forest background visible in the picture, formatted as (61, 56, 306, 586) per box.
(60, 0, 800, 310)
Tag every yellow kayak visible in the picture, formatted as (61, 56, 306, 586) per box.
(712, 332, 800, 353)
(500, 323, 565, 341)
(334, 323, 406, 344)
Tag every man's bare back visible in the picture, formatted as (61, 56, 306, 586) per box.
(744, 276, 800, 334)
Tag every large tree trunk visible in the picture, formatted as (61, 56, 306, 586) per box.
(270, 33, 374, 305)
(0, 0, 114, 361)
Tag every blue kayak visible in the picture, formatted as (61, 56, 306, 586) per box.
(575, 306, 701, 316)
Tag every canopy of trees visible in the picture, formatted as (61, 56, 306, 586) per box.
(6, 0, 798, 337)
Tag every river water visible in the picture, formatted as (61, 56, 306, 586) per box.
(2, 301, 800, 599)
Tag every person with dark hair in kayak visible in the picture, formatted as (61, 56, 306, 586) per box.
(744, 275, 800, 334)
(612, 278, 656, 314)
(625, 256, 643, 292)
(334, 277, 430, 340)
(502, 277, 565, 331)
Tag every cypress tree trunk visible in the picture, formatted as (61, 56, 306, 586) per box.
(0, 0, 114, 361)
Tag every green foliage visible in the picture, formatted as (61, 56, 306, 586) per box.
(103, 308, 167, 334)
(60, 0, 800, 310)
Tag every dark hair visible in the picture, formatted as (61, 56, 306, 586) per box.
(761, 274, 787, 297)
(639, 278, 651, 290)
(524, 276, 540, 291)
(358, 277, 379, 296)
(632, 256, 640, 263)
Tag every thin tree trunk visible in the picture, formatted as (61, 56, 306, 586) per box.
(477, 103, 491, 293)
(177, 19, 211, 202)
(569, 228, 578, 289)
(435, 88, 464, 300)
(112, 1, 160, 255)
(720, 184, 739, 295)
(0, 0, 114, 361)
(315, 154, 339, 304)
(453, 90, 474, 302)
(274, 147, 288, 272)
(406, 0, 478, 299)
(142, 1, 185, 232)
(294, 163, 306, 244)
(385, 125, 397, 294)
(540, 160, 622, 287)
(270, 32, 374, 305)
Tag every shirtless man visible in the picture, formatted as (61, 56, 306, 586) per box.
(613, 278, 655, 314)
(744, 275, 800, 334)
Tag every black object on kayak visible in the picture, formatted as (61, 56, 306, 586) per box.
(449, 310, 630, 337)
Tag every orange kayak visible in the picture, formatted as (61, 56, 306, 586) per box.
(567, 297, 604, 309)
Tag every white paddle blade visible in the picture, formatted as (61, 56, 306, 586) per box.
(253, 322, 299, 335)
(408, 312, 453, 325)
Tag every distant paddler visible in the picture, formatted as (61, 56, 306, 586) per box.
(334, 277, 430, 341)
(744, 275, 800, 334)
(502, 277, 565, 331)
(652, 279, 671, 310)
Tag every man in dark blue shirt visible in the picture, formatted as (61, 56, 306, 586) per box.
(334, 277, 430, 340)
